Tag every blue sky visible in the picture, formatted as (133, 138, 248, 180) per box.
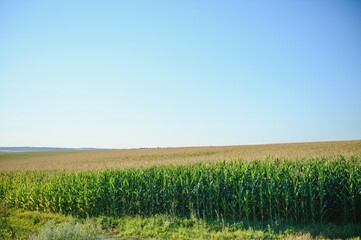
(1, 1, 360, 148)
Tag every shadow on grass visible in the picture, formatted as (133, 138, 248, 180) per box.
(96, 213, 361, 240)
(202, 217, 361, 239)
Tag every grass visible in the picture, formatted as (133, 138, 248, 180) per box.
(1, 207, 360, 240)
(0, 202, 68, 239)
(0, 140, 360, 171)
(29, 220, 98, 240)
(96, 214, 361, 239)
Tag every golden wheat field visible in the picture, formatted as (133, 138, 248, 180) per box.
(0, 140, 360, 171)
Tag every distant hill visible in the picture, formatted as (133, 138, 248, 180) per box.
(0, 147, 100, 152)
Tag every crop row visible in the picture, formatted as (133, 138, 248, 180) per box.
(1, 156, 360, 223)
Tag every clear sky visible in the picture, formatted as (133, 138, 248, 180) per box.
(1, 1, 360, 148)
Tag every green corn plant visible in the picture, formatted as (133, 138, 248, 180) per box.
(0, 156, 360, 224)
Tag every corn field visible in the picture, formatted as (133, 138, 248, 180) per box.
(1, 156, 360, 223)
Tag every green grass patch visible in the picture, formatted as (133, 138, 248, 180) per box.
(1, 207, 360, 239)
(0, 204, 68, 239)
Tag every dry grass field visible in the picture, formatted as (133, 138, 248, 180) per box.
(0, 140, 360, 171)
